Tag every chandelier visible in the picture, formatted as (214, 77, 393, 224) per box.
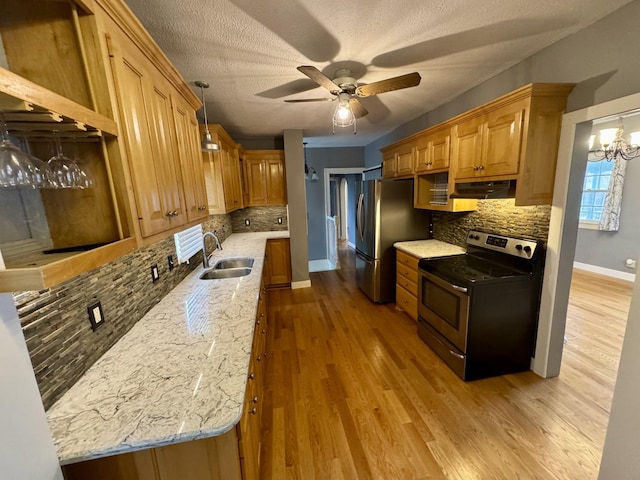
(589, 122, 640, 161)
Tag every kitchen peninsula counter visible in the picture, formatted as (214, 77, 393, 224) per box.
(394, 239, 465, 258)
(47, 231, 288, 465)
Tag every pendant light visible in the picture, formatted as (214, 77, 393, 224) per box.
(195, 81, 219, 152)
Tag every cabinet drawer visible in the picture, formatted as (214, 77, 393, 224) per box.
(396, 285, 418, 321)
(397, 250, 420, 270)
(396, 251, 419, 284)
(396, 274, 417, 296)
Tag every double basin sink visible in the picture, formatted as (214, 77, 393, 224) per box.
(200, 257, 254, 280)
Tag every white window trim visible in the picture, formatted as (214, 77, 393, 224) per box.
(578, 220, 599, 230)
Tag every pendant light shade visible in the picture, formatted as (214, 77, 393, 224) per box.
(195, 81, 220, 152)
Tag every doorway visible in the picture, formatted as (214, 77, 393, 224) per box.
(535, 92, 640, 378)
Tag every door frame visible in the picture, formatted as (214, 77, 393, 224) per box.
(534, 91, 640, 377)
(323, 168, 363, 261)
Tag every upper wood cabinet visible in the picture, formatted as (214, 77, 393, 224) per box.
(381, 140, 414, 178)
(173, 97, 208, 223)
(105, 25, 186, 238)
(0, 1, 140, 292)
(414, 126, 451, 173)
(451, 84, 574, 204)
(243, 150, 287, 207)
(453, 100, 524, 179)
(202, 124, 244, 214)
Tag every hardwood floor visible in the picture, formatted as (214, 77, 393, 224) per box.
(260, 248, 633, 480)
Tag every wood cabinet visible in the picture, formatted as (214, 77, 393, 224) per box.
(414, 127, 451, 173)
(395, 250, 419, 321)
(243, 150, 287, 206)
(265, 238, 291, 287)
(104, 19, 190, 238)
(451, 84, 574, 204)
(452, 101, 524, 179)
(173, 97, 208, 223)
(0, 1, 140, 292)
(202, 124, 244, 214)
(62, 426, 243, 480)
(381, 140, 414, 178)
(237, 273, 268, 480)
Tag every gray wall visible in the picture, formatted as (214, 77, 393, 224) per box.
(283, 130, 310, 285)
(304, 147, 365, 260)
(574, 116, 640, 274)
(364, 0, 640, 169)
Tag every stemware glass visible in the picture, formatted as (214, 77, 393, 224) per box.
(0, 115, 35, 188)
(47, 133, 84, 188)
(20, 135, 54, 189)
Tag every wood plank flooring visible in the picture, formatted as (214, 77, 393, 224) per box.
(260, 249, 633, 480)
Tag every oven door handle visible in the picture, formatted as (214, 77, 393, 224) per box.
(420, 269, 469, 295)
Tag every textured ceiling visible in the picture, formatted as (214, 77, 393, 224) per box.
(124, 0, 633, 147)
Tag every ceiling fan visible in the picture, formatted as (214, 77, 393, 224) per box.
(285, 66, 421, 132)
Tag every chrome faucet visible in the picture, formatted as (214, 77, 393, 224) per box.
(202, 230, 223, 268)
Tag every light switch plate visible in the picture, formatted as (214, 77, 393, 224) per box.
(88, 301, 104, 331)
(167, 255, 174, 271)
(277, 217, 283, 224)
(151, 263, 160, 283)
(244, 219, 250, 226)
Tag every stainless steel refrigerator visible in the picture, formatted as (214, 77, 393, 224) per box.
(355, 178, 431, 303)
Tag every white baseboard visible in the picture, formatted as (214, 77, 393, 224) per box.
(348, 241, 355, 249)
(291, 280, 312, 289)
(573, 261, 636, 282)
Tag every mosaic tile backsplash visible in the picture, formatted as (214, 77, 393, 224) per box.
(15, 215, 231, 410)
(230, 205, 288, 233)
(432, 199, 552, 246)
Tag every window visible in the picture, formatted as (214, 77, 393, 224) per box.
(579, 160, 612, 226)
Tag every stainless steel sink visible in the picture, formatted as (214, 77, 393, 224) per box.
(213, 257, 254, 270)
(200, 267, 252, 280)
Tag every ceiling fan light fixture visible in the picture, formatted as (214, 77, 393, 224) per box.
(195, 80, 220, 152)
(332, 92, 355, 128)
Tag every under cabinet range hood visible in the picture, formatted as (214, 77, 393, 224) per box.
(450, 180, 516, 199)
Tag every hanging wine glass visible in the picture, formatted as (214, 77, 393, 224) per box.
(20, 134, 54, 189)
(0, 114, 35, 188)
(47, 132, 84, 188)
(69, 140, 95, 189)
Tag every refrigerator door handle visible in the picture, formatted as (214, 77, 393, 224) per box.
(356, 192, 365, 241)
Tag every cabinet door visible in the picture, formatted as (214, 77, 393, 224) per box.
(245, 156, 268, 205)
(429, 130, 451, 170)
(481, 104, 524, 177)
(111, 50, 170, 237)
(265, 154, 286, 205)
(266, 238, 291, 286)
(173, 97, 208, 222)
(146, 80, 186, 226)
(395, 147, 414, 177)
(452, 117, 483, 180)
(382, 153, 396, 178)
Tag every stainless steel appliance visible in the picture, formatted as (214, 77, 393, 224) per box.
(355, 179, 430, 303)
(417, 230, 544, 380)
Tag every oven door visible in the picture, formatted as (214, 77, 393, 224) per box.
(418, 268, 470, 353)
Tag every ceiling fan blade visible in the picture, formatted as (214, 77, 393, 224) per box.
(284, 98, 334, 103)
(355, 72, 421, 97)
(350, 98, 368, 118)
(297, 65, 340, 91)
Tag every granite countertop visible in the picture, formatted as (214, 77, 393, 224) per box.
(46, 231, 288, 465)
(394, 239, 466, 258)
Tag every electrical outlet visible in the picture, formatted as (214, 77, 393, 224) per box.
(277, 217, 283, 224)
(167, 255, 174, 271)
(88, 301, 105, 331)
(151, 263, 160, 282)
(245, 219, 250, 226)
(625, 258, 637, 269)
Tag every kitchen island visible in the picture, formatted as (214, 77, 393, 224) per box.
(47, 231, 287, 475)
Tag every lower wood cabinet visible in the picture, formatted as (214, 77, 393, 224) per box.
(395, 249, 420, 321)
(264, 238, 292, 287)
(61, 430, 243, 480)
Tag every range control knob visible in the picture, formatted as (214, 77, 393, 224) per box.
(523, 245, 532, 255)
(515, 244, 523, 251)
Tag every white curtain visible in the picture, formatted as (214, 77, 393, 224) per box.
(599, 158, 626, 231)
